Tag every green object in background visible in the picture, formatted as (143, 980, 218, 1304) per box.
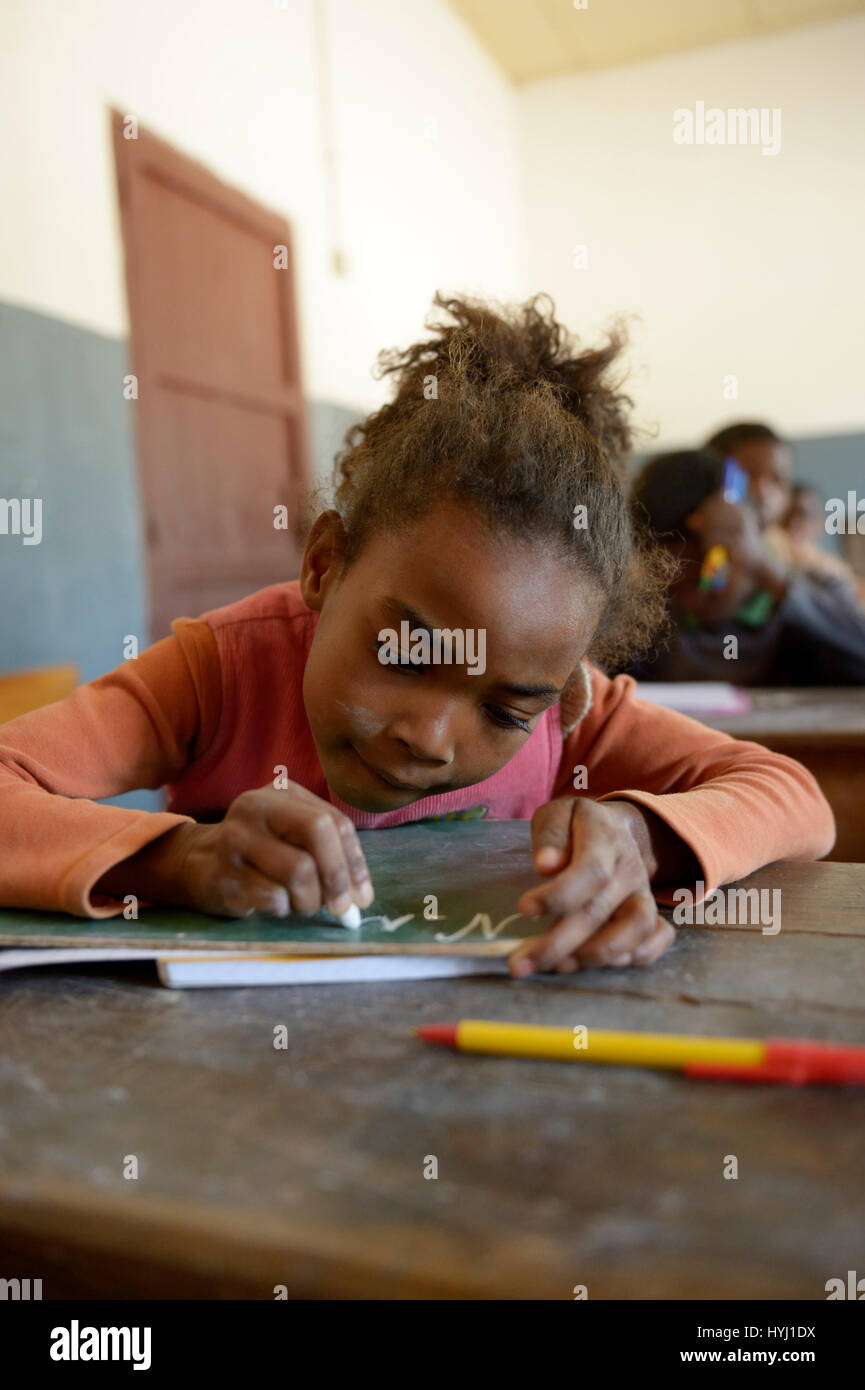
(0, 821, 550, 956)
(682, 588, 776, 632)
(735, 589, 776, 628)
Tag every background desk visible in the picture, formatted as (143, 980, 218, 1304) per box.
(0, 860, 863, 1299)
(702, 688, 865, 863)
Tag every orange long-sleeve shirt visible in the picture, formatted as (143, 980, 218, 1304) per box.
(0, 581, 835, 918)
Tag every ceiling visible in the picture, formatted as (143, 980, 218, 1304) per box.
(447, 0, 865, 83)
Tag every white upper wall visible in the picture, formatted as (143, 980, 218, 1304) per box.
(0, 0, 523, 410)
(3, 2, 861, 444)
(518, 15, 865, 444)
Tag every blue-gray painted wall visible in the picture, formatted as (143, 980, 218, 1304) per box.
(1, 302, 147, 685)
(0, 300, 360, 809)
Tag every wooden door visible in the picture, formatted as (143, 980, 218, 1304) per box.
(112, 113, 311, 639)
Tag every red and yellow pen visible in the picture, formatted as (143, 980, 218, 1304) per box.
(416, 1021, 865, 1087)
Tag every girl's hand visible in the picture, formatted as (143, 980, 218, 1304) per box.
(687, 492, 761, 556)
(508, 798, 676, 976)
(148, 783, 374, 919)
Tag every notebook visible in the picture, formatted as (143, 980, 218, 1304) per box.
(0, 946, 507, 988)
(0, 821, 549, 986)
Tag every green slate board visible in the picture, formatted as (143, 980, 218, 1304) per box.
(0, 821, 553, 955)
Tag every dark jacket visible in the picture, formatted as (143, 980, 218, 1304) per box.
(624, 572, 865, 686)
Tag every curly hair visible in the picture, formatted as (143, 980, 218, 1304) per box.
(328, 293, 673, 670)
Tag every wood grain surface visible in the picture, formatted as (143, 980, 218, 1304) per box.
(702, 688, 865, 749)
(1, 860, 863, 1300)
(702, 690, 865, 862)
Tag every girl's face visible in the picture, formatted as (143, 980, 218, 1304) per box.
(300, 503, 605, 812)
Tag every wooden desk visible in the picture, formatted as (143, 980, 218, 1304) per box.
(702, 688, 865, 863)
(0, 859, 863, 1300)
(0, 664, 78, 725)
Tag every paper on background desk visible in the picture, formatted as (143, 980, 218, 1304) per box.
(635, 682, 752, 716)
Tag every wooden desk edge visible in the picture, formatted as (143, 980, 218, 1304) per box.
(0, 1175, 570, 1301)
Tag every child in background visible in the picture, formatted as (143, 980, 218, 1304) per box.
(705, 422, 865, 605)
(626, 449, 865, 685)
(704, 422, 792, 532)
(781, 484, 865, 606)
(786, 483, 825, 547)
(0, 297, 835, 976)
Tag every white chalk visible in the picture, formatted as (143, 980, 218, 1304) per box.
(335, 903, 362, 929)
